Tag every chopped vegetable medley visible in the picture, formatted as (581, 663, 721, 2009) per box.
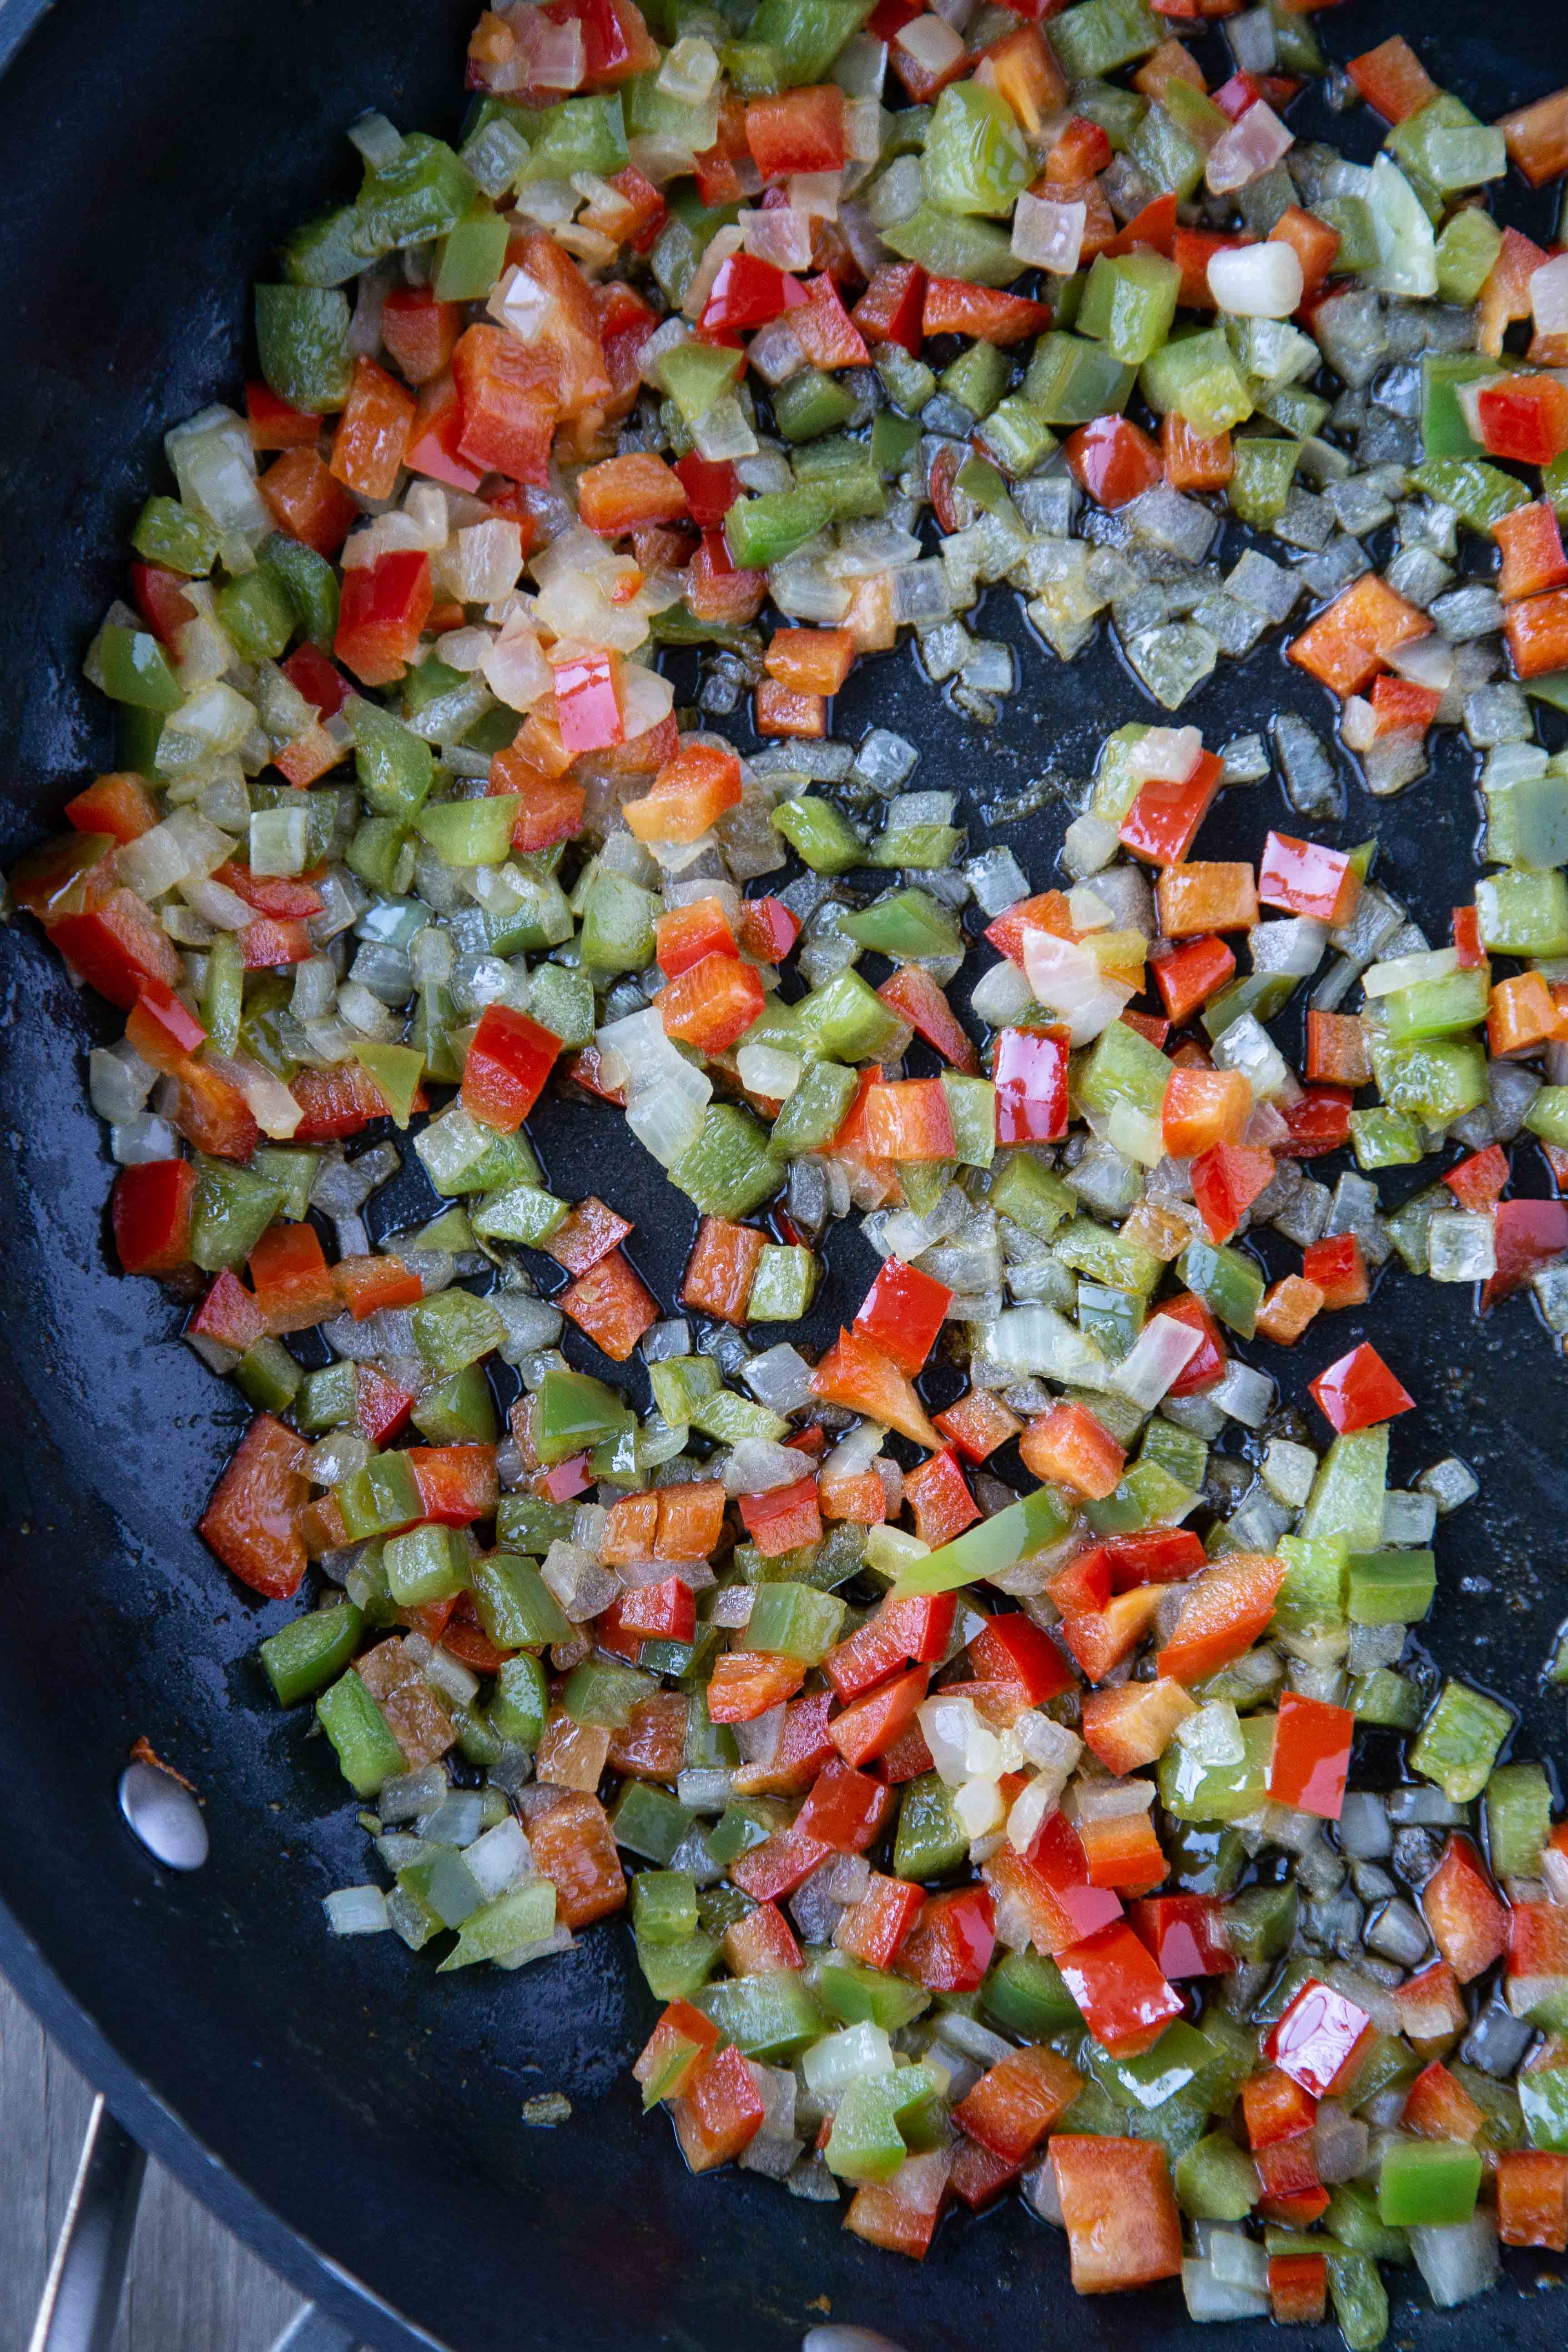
(15, 0, 1568, 2329)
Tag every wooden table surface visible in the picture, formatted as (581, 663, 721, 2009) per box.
(0, 1971, 303, 2352)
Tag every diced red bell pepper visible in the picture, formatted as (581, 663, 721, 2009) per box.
(993, 1024, 1070, 1144)
(1422, 1833, 1511, 1983)
(655, 897, 738, 982)
(735, 893, 799, 966)
(288, 1060, 396, 1143)
(551, 648, 623, 754)
(260, 448, 360, 557)
(834, 1873, 925, 1970)
(1289, 571, 1429, 699)
(796, 1757, 893, 1855)
(1497, 87, 1568, 189)
(1492, 500, 1568, 603)
(875, 963, 977, 1072)
(560, 1249, 659, 1364)
(1346, 35, 1437, 121)
(745, 85, 847, 178)
(247, 1220, 336, 1335)
(788, 273, 869, 371)
(330, 355, 415, 500)
(64, 772, 158, 844)
(672, 452, 740, 531)
(954, 2044, 1083, 2165)
(1129, 1894, 1233, 1979)
(189, 1268, 266, 1354)
(1266, 1979, 1376, 2100)
(1160, 410, 1234, 490)
(1049, 2135, 1183, 2295)
(379, 287, 459, 388)
(851, 1251, 949, 1373)
(460, 1002, 560, 1132)
(1162, 1065, 1251, 1157)
(851, 261, 926, 358)
(1497, 2151, 1568, 2253)
(1443, 1143, 1508, 1214)
(1059, 1586, 1170, 1683)
(1079, 1679, 1195, 1777)
(1253, 2132, 1328, 2227)
(1302, 1231, 1369, 1310)
(901, 1449, 980, 1548)
(681, 1215, 765, 1325)
(1276, 1086, 1354, 1158)
(1507, 587, 1568, 680)
(699, 253, 804, 340)
(333, 549, 431, 688)
(617, 1575, 697, 1645)
(1056, 1921, 1184, 2057)
(828, 1662, 929, 1770)
(125, 979, 207, 1074)
(198, 1412, 309, 1598)
(1477, 375, 1568, 468)
(245, 379, 323, 449)
(897, 1883, 996, 1993)
(922, 279, 1051, 343)
(843, 2149, 949, 2257)
(1019, 1401, 1125, 1500)
(1402, 2060, 1486, 2144)
(1191, 1141, 1277, 1244)
(403, 377, 484, 492)
(1481, 1198, 1568, 1308)
(528, 1788, 626, 1928)
(968, 1611, 1073, 1706)
(408, 1445, 498, 1527)
(933, 1388, 1020, 1465)
(450, 322, 556, 486)
(355, 1363, 415, 1447)
(623, 737, 743, 843)
(576, 450, 688, 535)
(1119, 750, 1223, 866)
(862, 1075, 956, 1163)
(655, 952, 766, 1056)
(130, 559, 197, 646)
(1268, 1690, 1354, 1819)
(1151, 934, 1235, 1026)
(812, 1327, 940, 1449)
(709, 1651, 808, 1724)
(738, 1474, 823, 1559)
(111, 1158, 195, 1277)
(1150, 1291, 1228, 1395)
(1309, 1342, 1413, 1434)
(1077, 1810, 1166, 1894)
(1064, 414, 1163, 509)
(1243, 2067, 1317, 2152)
(825, 1592, 955, 1703)
(722, 1899, 803, 1975)
(1157, 1552, 1287, 1684)
(1258, 831, 1361, 924)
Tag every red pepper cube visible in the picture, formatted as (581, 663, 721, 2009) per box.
(922, 278, 1051, 344)
(1288, 571, 1430, 700)
(1309, 1341, 1414, 1434)
(247, 1220, 337, 1335)
(969, 1611, 1074, 1707)
(1242, 2066, 1318, 2150)
(953, 2045, 1083, 2165)
(198, 1412, 310, 1599)
(460, 1002, 560, 1132)
(1277, 1086, 1354, 1158)
(380, 286, 459, 387)
(744, 85, 847, 179)
(737, 1474, 823, 1559)
(828, 1662, 929, 1770)
(1421, 1833, 1511, 1984)
(681, 1216, 765, 1324)
(1079, 1679, 1194, 1777)
(1268, 1690, 1355, 1820)
(1077, 1811, 1166, 1894)
(1301, 1231, 1369, 1310)
(796, 1757, 893, 1854)
(897, 1883, 996, 1993)
(850, 260, 926, 358)
(1128, 1894, 1233, 1979)
(623, 737, 743, 844)
(1258, 831, 1361, 926)
(763, 626, 856, 697)
(1054, 1920, 1184, 2057)
(576, 450, 688, 534)
(722, 1898, 803, 1975)
(1481, 1198, 1568, 1308)
(1019, 1401, 1125, 1501)
(333, 549, 432, 687)
(541, 1196, 633, 1277)
(331, 356, 416, 502)
(655, 951, 766, 1056)
(1265, 1978, 1376, 2099)
(633, 1997, 719, 2106)
(708, 1651, 808, 1725)
(876, 963, 977, 1072)
(1049, 2135, 1183, 2297)
(1151, 933, 1235, 1026)
(933, 1387, 1020, 1463)
(1118, 751, 1224, 868)
(1477, 376, 1568, 468)
(901, 1449, 980, 1549)
(617, 1573, 697, 1645)
(736, 894, 800, 964)
(1497, 2151, 1568, 2253)
(1305, 1010, 1373, 1086)
(1190, 1141, 1276, 1244)
(1064, 414, 1163, 510)
(993, 1024, 1069, 1144)
(788, 272, 869, 371)
(863, 1077, 956, 1162)
(852, 1256, 953, 1376)
(554, 649, 625, 754)
(559, 1248, 659, 1364)
(112, 1158, 196, 1277)
(1346, 35, 1437, 121)
(1156, 861, 1258, 936)
(1157, 1552, 1287, 1686)
(1492, 500, 1568, 604)
(671, 2041, 766, 2172)
(451, 321, 558, 485)
(834, 1872, 925, 1969)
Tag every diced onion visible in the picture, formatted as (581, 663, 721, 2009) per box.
(1020, 927, 1134, 1045)
(1206, 101, 1292, 195)
(1208, 239, 1304, 318)
(1529, 252, 1568, 336)
(1011, 193, 1085, 275)
(894, 13, 963, 73)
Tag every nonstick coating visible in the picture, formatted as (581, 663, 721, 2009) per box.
(1, 3, 1566, 2346)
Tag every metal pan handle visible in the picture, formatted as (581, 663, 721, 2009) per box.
(28, 2095, 146, 2352)
(30, 2097, 361, 2352)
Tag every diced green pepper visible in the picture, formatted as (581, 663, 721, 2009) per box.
(254, 284, 353, 413)
(1409, 1678, 1513, 1803)
(316, 1669, 405, 1796)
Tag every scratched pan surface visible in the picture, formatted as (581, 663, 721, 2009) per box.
(0, 0, 1565, 2345)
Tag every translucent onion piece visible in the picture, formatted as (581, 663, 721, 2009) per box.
(1208, 241, 1304, 318)
(1020, 927, 1134, 1045)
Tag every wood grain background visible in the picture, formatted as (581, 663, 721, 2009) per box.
(0, 1972, 302, 2351)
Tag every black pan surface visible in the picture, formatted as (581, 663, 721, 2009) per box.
(1, 3, 1565, 2346)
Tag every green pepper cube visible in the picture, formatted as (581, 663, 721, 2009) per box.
(1377, 2138, 1482, 2227)
(490, 1652, 550, 1749)
(472, 1556, 571, 1652)
(1346, 1548, 1436, 1625)
(670, 1105, 780, 1218)
(746, 1581, 846, 1664)
(747, 1244, 817, 1322)
(383, 1522, 471, 1607)
(1078, 250, 1182, 366)
(772, 794, 864, 874)
(437, 1878, 557, 1972)
(533, 1367, 634, 1465)
(1485, 1761, 1552, 1879)
(613, 1784, 697, 1864)
(316, 1670, 405, 1796)
(259, 1603, 365, 1707)
(1409, 1679, 1513, 1804)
